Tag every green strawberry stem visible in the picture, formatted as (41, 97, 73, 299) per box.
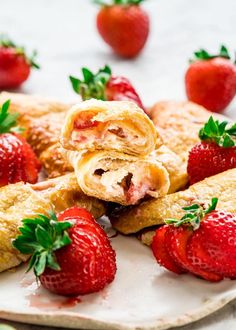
(165, 198, 218, 230)
(0, 100, 24, 134)
(69, 65, 112, 100)
(199, 116, 236, 148)
(190, 45, 234, 63)
(12, 211, 72, 277)
(94, 0, 145, 6)
(0, 35, 40, 69)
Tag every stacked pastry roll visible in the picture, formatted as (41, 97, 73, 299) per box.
(60, 99, 170, 205)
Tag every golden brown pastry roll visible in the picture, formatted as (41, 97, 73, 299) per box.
(61, 99, 160, 156)
(111, 168, 236, 234)
(0, 92, 72, 178)
(0, 173, 106, 273)
(149, 101, 222, 162)
(0, 91, 69, 119)
(0, 183, 50, 273)
(66, 149, 170, 205)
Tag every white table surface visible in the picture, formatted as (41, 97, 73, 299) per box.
(0, 0, 236, 329)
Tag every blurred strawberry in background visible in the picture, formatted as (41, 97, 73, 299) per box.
(185, 45, 236, 113)
(70, 65, 146, 111)
(0, 36, 40, 89)
(95, 0, 150, 58)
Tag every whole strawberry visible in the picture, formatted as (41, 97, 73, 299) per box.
(0, 100, 40, 186)
(13, 207, 117, 296)
(95, 0, 150, 58)
(185, 45, 236, 113)
(152, 198, 236, 281)
(0, 36, 40, 89)
(187, 116, 236, 184)
(70, 65, 145, 111)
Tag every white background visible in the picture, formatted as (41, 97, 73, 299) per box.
(0, 0, 236, 329)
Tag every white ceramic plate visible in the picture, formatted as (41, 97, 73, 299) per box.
(0, 220, 236, 330)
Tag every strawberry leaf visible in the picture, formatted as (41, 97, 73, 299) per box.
(0, 100, 24, 134)
(219, 45, 230, 59)
(69, 65, 112, 100)
(12, 211, 72, 277)
(199, 116, 236, 148)
(190, 44, 232, 62)
(165, 198, 218, 230)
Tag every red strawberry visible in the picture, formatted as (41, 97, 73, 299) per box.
(13, 207, 117, 296)
(151, 225, 186, 275)
(185, 45, 236, 113)
(187, 116, 236, 184)
(166, 226, 222, 282)
(0, 100, 40, 186)
(187, 210, 236, 279)
(0, 36, 40, 89)
(70, 65, 145, 111)
(154, 198, 236, 282)
(95, 0, 149, 58)
(152, 198, 236, 282)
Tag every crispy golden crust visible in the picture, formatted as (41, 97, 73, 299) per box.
(26, 112, 66, 155)
(0, 173, 106, 273)
(39, 143, 73, 178)
(0, 183, 51, 273)
(27, 112, 73, 178)
(154, 146, 188, 193)
(0, 92, 71, 178)
(150, 101, 215, 162)
(0, 92, 69, 118)
(111, 169, 236, 234)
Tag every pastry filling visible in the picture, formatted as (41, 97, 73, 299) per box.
(93, 160, 158, 205)
(72, 113, 144, 149)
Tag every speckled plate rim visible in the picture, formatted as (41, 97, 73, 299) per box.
(0, 292, 235, 330)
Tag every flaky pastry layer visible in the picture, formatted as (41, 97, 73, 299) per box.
(61, 99, 160, 156)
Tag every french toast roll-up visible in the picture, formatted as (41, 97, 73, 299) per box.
(111, 168, 236, 234)
(66, 150, 170, 205)
(61, 99, 161, 156)
(0, 91, 70, 128)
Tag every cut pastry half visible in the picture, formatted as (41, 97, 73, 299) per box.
(66, 150, 170, 205)
(61, 99, 160, 156)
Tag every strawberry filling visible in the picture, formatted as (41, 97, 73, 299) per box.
(74, 119, 99, 130)
(125, 181, 153, 205)
(93, 165, 160, 205)
(119, 171, 154, 204)
(71, 111, 144, 152)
